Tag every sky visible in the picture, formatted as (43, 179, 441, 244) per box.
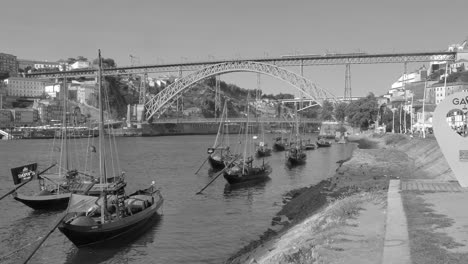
(1, 0, 467, 98)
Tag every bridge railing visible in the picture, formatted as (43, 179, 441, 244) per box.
(149, 117, 322, 123)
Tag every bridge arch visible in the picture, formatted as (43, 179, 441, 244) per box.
(144, 61, 338, 119)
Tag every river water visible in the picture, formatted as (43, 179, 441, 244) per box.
(0, 134, 354, 264)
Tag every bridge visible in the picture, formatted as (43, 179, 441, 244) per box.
(26, 51, 457, 121)
(26, 51, 456, 78)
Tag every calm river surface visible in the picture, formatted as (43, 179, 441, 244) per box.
(0, 134, 355, 264)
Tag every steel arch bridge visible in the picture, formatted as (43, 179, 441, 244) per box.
(144, 61, 338, 120)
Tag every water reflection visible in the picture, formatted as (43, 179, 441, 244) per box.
(223, 179, 269, 195)
(65, 214, 163, 264)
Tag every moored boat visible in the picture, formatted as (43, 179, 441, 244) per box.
(58, 184, 163, 247)
(316, 139, 332, 147)
(224, 158, 271, 185)
(57, 50, 164, 247)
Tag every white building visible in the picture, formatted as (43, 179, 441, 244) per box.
(3, 77, 47, 97)
(44, 83, 61, 98)
(427, 82, 468, 105)
(77, 84, 96, 104)
(391, 67, 427, 90)
(70, 61, 91, 70)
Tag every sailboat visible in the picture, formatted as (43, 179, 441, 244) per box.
(255, 107, 272, 157)
(10, 79, 102, 210)
(207, 102, 236, 170)
(224, 93, 272, 185)
(316, 136, 332, 147)
(57, 50, 164, 247)
(272, 107, 289, 152)
(286, 103, 307, 166)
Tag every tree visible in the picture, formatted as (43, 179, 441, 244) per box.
(320, 100, 334, 121)
(346, 93, 379, 130)
(92, 58, 116, 68)
(334, 102, 348, 122)
(67, 57, 77, 64)
(76, 56, 88, 62)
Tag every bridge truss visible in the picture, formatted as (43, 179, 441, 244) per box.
(143, 61, 338, 120)
(27, 51, 456, 79)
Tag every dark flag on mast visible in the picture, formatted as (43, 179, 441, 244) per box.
(11, 163, 38, 185)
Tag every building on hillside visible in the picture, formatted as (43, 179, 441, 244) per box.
(77, 84, 96, 104)
(0, 109, 14, 127)
(44, 83, 61, 98)
(70, 61, 91, 70)
(17, 59, 62, 72)
(3, 77, 47, 97)
(36, 101, 64, 123)
(12, 108, 39, 126)
(449, 59, 468, 73)
(391, 67, 427, 90)
(426, 82, 468, 105)
(0, 53, 18, 77)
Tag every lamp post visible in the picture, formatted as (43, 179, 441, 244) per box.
(422, 78, 427, 138)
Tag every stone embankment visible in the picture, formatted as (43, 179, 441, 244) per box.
(226, 133, 452, 264)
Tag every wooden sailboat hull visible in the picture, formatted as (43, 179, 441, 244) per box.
(273, 142, 286, 151)
(12, 192, 70, 210)
(255, 148, 272, 157)
(58, 195, 163, 247)
(223, 166, 272, 185)
(303, 144, 316, 150)
(286, 151, 307, 166)
(316, 141, 332, 147)
(208, 155, 226, 170)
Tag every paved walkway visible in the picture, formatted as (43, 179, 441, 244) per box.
(401, 180, 466, 192)
(381, 179, 412, 264)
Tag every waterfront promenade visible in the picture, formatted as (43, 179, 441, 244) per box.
(226, 134, 468, 264)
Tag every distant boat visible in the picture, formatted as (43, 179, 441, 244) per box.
(303, 139, 317, 150)
(58, 50, 164, 247)
(224, 158, 272, 185)
(287, 147, 307, 165)
(225, 93, 272, 185)
(272, 137, 287, 151)
(316, 138, 332, 147)
(286, 103, 306, 166)
(255, 141, 272, 157)
(208, 102, 236, 171)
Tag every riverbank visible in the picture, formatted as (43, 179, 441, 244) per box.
(226, 133, 415, 264)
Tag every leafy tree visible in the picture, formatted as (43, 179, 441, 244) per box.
(346, 93, 378, 130)
(320, 100, 334, 121)
(76, 56, 88, 62)
(92, 58, 116, 68)
(67, 57, 77, 64)
(334, 102, 348, 122)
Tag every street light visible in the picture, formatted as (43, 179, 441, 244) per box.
(422, 78, 427, 138)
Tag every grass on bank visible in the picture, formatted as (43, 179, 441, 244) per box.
(273, 191, 386, 264)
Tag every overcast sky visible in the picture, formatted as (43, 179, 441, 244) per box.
(1, 0, 467, 97)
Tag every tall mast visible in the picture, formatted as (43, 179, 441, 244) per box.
(98, 50, 106, 184)
(63, 77, 68, 171)
(98, 50, 108, 223)
(243, 93, 250, 172)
